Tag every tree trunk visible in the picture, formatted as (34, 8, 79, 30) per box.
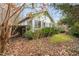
(0, 23, 11, 55)
(0, 38, 6, 55)
(0, 26, 6, 55)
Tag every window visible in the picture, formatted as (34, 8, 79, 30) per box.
(43, 22, 45, 28)
(35, 20, 41, 28)
(38, 21, 41, 28)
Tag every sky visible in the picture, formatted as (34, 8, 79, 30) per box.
(48, 6, 62, 23)
(21, 4, 62, 23)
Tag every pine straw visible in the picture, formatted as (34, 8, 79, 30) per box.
(3, 37, 79, 56)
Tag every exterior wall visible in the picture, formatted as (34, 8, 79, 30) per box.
(32, 20, 35, 32)
(31, 15, 53, 32)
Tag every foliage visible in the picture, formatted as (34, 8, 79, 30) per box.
(58, 17, 76, 27)
(24, 29, 43, 40)
(55, 4, 79, 26)
(54, 25, 66, 33)
(55, 4, 79, 20)
(69, 22, 79, 37)
(33, 27, 58, 39)
(24, 30, 34, 40)
(40, 27, 58, 37)
(57, 27, 65, 33)
(55, 25, 66, 33)
(33, 30, 43, 39)
(49, 34, 73, 44)
(24, 27, 58, 39)
(55, 4, 79, 37)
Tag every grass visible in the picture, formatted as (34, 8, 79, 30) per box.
(49, 34, 73, 44)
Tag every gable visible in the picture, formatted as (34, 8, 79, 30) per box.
(32, 11, 53, 23)
(33, 14, 52, 23)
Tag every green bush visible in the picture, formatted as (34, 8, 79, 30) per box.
(24, 27, 59, 39)
(24, 30, 43, 39)
(49, 34, 73, 44)
(69, 22, 79, 37)
(24, 30, 34, 40)
(41, 27, 58, 37)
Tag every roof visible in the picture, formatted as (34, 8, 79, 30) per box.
(20, 7, 54, 23)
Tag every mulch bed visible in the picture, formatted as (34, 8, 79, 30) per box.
(3, 37, 79, 56)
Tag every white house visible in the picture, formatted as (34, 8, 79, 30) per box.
(31, 13, 53, 32)
(19, 9, 54, 32)
(19, 6, 54, 32)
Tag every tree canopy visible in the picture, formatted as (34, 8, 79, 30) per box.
(54, 4, 79, 26)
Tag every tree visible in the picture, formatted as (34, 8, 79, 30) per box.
(0, 3, 33, 55)
(55, 4, 79, 23)
(54, 3, 79, 37)
(0, 3, 54, 55)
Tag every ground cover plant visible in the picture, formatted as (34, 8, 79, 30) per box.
(49, 34, 73, 44)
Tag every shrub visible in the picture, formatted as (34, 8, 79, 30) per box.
(49, 34, 73, 44)
(24, 30, 43, 39)
(33, 30, 42, 39)
(24, 30, 34, 40)
(41, 27, 58, 37)
(69, 22, 79, 37)
(24, 27, 59, 39)
(56, 25, 68, 33)
(57, 27, 65, 33)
